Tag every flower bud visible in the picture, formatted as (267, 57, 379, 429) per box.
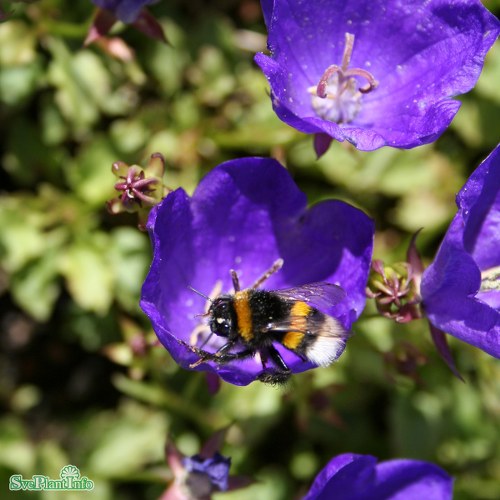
(367, 260, 422, 323)
(107, 153, 169, 230)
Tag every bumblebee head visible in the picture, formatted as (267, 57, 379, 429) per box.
(209, 296, 236, 338)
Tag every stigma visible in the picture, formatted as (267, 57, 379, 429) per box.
(308, 33, 377, 123)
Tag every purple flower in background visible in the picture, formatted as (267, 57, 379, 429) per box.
(255, 0, 500, 154)
(181, 454, 231, 493)
(140, 157, 374, 386)
(304, 453, 453, 500)
(91, 0, 157, 24)
(86, 0, 166, 47)
(421, 144, 500, 359)
(161, 430, 252, 500)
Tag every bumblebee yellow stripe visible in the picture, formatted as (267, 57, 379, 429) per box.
(234, 291, 253, 341)
(289, 301, 311, 331)
(283, 301, 311, 350)
(291, 301, 312, 317)
(283, 331, 304, 350)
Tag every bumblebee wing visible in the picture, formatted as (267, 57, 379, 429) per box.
(273, 282, 346, 310)
(264, 314, 349, 367)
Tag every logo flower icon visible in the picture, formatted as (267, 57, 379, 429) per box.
(60, 465, 80, 480)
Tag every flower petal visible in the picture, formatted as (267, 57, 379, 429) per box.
(303, 454, 376, 500)
(260, 0, 274, 27)
(458, 145, 500, 270)
(374, 458, 453, 500)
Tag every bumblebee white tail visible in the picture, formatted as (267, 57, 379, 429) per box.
(305, 317, 348, 367)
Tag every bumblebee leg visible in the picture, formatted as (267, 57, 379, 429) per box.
(251, 258, 284, 289)
(258, 345, 291, 385)
(213, 340, 237, 357)
(258, 349, 270, 368)
(186, 339, 256, 368)
(199, 331, 215, 349)
(268, 345, 290, 372)
(258, 371, 291, 385)
(190, 347, 255, 367)
(179, 341, 214, 367)
(174, 337, 222, 366)
(213, 348, 254, 363)
(189, 339, 236, 367)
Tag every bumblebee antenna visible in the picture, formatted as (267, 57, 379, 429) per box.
(194, 312, 211, 319)
(251, 258, 284, 289)
(188, 286, 212, 302)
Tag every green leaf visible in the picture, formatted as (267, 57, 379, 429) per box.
(3, 117, 64, 186)
(85, 402, 167, 479)
(393, 191, 454, 232)
(451, 96, 500, 149)
(65, 136, 118, 207)
(313, 142, 462, 198)
(145, 19, 187, 97)
(59, 237, 114, 315)
(0, 20, 36, 66)
(0, 205, 46, 273)
(0, 62, 42, 106)
(36, 441, 70, 480)
(40, 94, 69, 145)
(0, 418, 35, 475)
(10, 252, 60, 322)
(109, 228, 149, 313)
(109, 119, 147, 154)
(475, 43, 500, 104)
(46, 38, 101, 136)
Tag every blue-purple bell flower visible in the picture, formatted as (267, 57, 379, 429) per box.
(421, 144, 500, 359)
(87, 0, 166, 47)
(91, 0, 158, 24)
(140, 157, 374, 386)
(162, 430, 252, 500)
(255, 0, 500, 154)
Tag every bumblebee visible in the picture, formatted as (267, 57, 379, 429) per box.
(183, 259, 349, 384)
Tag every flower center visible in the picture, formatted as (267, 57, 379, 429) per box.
(308, 33, 377, 124)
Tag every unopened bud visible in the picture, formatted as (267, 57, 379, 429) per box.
(367, 260, 422, 323)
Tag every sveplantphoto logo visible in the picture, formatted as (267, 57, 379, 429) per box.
(9, 465, 94, 492)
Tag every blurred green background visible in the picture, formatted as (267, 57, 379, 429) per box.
(0, 0, 499, 498)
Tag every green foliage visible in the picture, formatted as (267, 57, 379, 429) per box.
(0, 1, 499, 499)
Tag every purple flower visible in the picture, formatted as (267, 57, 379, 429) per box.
(182, 453, 231, 493)
(91, 0, 157, 24)
(421, 144, 500, 359)
(86, 0, 166, 46)
(140, 157, 374, 386)
(304, 453, 453, 500)
(260, 0, 273, 27)
(255, 0, 500, 153)
(162, 430, 252, 500)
